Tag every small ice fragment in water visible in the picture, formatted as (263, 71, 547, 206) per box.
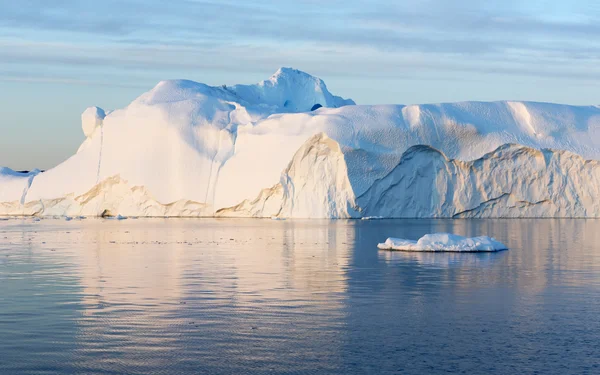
(106, 214, 127, 220)
(377, 233, 508, 252)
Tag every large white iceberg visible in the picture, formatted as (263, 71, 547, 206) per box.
(377, 233, 508, 252)
(2, 67, 600, 218)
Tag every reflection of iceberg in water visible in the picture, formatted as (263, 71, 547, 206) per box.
(70, 219, 189, 370)
(66, 218, 355, 373)
(379, 250, 506, 267)
(2, 218, 600, 374)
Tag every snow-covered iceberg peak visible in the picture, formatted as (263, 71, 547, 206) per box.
(131, 67, 354, 117)
(229, 67, 355, 112)
(378, 233, 508, 252)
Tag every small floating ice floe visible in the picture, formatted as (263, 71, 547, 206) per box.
(377, 233, 508, 252)
(361, 216, 384, 220)
(270, 216, 286, 221)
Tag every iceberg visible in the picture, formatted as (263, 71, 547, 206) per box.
(377, 233, 508, 252)
(2, 67, 600, 218)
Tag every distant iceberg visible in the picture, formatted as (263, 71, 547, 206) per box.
(377, 233, 508, 252)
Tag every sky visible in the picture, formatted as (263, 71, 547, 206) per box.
(1, 0, 600, 170)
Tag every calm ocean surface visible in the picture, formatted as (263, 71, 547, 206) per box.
(1, 218, 599, 374)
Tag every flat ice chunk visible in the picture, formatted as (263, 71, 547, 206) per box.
(377, 233, 508, 252)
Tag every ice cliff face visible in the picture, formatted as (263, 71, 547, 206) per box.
(0, 176, 211, 217)
(217, 133, 359, 218)
(359, 144, 600, 218)
(4, 141, 598, 218)
(2, 68, 600, 218)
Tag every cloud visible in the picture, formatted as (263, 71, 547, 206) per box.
(1, 0, 599, 88)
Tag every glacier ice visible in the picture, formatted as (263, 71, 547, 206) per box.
(217, 133, 359, 219)
(358, 144, 600, 218)
(2, 68, 600, 218)
(377, 233, 508, 252)
(0, 176, 212, 217)
(0, 167, 40, 206)
(3, 138, 599, 219)
(224, 139, 600, 218)
(227, 67, 355, 112)
(81, 106, 106, 138)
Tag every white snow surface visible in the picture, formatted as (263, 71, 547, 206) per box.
(0, 168, 40, 205)
(377, 233, 508, 252)
(227, 67, 354, 112)
(2, 67, 600, 218)
(81, 106, 106, 138)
